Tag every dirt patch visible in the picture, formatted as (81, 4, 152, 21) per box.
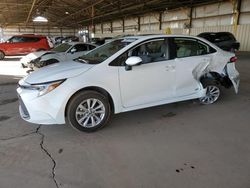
(162, 112, 176, 118)
(0, 82, 17, 86)
(0, 116, 11, 122)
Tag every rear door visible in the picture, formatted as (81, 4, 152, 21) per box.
(170, 37, 215, 97)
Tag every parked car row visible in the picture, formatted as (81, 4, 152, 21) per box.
(197, 32, 240, 52)
(21, 42, 97, 72)
(0, 34, 83, 60)
(0, 34, 51, 60)
(54, 36, 80, 45)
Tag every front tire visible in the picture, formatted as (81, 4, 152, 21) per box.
(0, 51, 5, 60)
(199, 81, 222, 104)
(66, 91, 111, 132)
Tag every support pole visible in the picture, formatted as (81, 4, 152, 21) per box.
(159, 12, 162, 30)
(232, 0, 242, 35)
(138, 16, 141, 32)
(122, 18, 125, 33)
(25, 0, 37, 25)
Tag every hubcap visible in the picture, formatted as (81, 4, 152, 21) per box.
(75, 98, 105, 128)
(200, 85, 220, 104)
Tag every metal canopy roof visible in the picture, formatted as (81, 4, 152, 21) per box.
(0, 0, 224, 28)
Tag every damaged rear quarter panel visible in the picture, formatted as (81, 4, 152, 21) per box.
(192, 51, 239, 93)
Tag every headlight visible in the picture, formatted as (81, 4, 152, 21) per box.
(25, 79, 65, 97)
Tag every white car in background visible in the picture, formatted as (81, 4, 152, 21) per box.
(21, 42, 97, 70)
(17, 35, 240, 132)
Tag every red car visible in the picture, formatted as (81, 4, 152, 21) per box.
(0, 34, 51, 60)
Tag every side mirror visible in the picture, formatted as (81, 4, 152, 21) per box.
(125, 56, 142, 71)
(70, 48, 77, 54)
(125, 56, 142, 65)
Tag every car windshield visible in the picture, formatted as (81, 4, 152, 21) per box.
(75, 38, 137, 64)
(52, 43, 72, 52)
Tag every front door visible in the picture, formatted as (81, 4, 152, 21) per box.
(118, 38, 176, 108)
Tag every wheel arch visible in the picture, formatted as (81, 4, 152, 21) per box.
(64, 86, 115, 118)
(199, 71, 232, 88)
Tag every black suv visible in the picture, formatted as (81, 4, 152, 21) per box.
(197, 32, 240, 52)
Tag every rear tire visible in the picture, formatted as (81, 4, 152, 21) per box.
(0, 51, 5, 60)
(66, 91, 111, 132)
(199, 80, 222, 105)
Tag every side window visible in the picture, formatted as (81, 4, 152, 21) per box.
(109, 39, 169, 66)
(22, 37, 40, 43)
(197, 42, 211, 55)
(73, 44, 88, 52)
(129, 39, 169, 64)
(174, 38, 199, 58)
(8, 36, 23, 43)
(173, 38, 215, 58)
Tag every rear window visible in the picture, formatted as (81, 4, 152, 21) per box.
(215, 33, 236, 41)
(198, 33, 236, 43)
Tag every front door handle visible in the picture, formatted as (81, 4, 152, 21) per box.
(166, 65, 175, 71)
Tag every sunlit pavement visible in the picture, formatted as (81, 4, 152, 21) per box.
(0, 56, 28, 76)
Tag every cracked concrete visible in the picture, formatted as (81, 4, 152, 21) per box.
(0, 53, 250, 188)
(37, 125, 60, 188)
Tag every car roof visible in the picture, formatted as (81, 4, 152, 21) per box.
(65, 42, 98, 46)
(13, 34, 46, 38)
(198, 32, 232, 35)
(121, 34, 203, 40)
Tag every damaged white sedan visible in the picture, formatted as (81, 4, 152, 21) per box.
(17, 35, 240, 132)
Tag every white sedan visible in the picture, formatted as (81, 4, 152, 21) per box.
(17, 35, 240, 132)
(20, 42, 97, 70)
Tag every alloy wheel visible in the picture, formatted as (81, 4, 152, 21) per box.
(75, 98, 105, 128)
(200, 85, 220, 104)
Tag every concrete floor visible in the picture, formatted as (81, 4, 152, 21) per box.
(0, 53, 250, 188)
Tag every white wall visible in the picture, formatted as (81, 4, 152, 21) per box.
(0, 26, 76, 41)
(94, 0, 250, 51)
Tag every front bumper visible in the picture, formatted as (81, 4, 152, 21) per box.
(17, 87, 65, 125)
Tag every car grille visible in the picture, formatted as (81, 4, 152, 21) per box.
(18, 95, 30, 119)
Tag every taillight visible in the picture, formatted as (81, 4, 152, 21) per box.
(230, 56, 237, 63)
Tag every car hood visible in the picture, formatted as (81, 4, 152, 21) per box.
(20, 51, 59, 64)
(20, 51, 49, 63)
(24, 61, 93, 84)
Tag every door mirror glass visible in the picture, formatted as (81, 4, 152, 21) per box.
(125, 56, 142, 66)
